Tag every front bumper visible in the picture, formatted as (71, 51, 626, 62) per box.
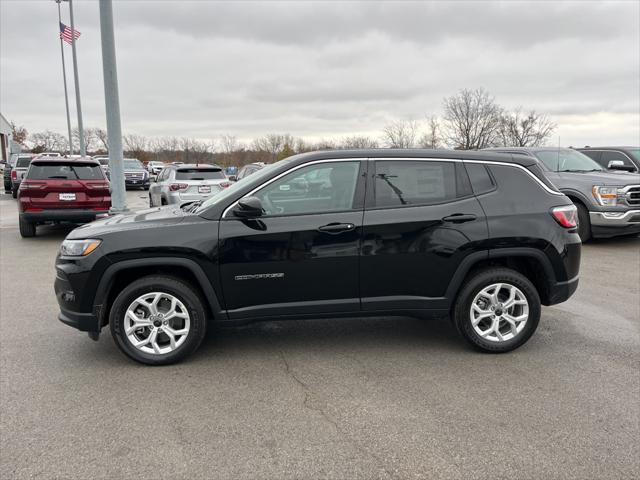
(125, 178, 150, 187)
(21, 209, 109, 224)
(55, 267, 101, 332)
(589, 209, 640, 238)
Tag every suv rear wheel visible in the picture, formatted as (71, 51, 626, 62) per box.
(453, 268, 541, 353)
(19, 216, 36, 238)
(575, 203, 591, 242)
(109, 276, 207, 365)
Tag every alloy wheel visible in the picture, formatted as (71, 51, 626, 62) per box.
(124, 292, 191, 355)
(469, 283, 529, 342)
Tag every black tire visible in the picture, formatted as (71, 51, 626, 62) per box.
(161, 197, 168, 206)
(149, 194, 154, 208)
(575, 202, 591, 242)
(453, 268, 541, 353)
(11, 188, 17, 199)
(143, 185, 149, 191)
(109, 276, 208, 365)
(18, 216, 36, 238)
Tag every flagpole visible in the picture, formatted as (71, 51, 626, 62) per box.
(68, 0, 85, 156)
(56, 0, 73, 156)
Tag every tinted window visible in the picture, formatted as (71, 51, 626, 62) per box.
(16, 157, 33, 168)
(27, 163, 104, 180)
(175, 168, 225, 180)
(374, 161, 466, 207)
(581, 150, 601, 162)
(601, 151, 634, 168)
(256, 161, 360, 215)
(465, 163, 495, 194)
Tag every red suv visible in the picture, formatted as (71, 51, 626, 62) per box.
(18, 158, 111, 238)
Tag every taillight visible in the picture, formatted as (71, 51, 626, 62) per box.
(19, 182, 46, 190)
(551, 205, 578, 228)
(86, 182, 110, 190)
(220, 182, 231, 188)
(169, 183, 188, 191)
(11, 170, 17, 180)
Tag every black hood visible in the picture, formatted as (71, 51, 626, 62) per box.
(67, 206, 187, 239)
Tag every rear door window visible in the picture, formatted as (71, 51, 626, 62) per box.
(175, 168, 225, 180)
(27, 163, 104, 180)
(373, 161, 470, 208)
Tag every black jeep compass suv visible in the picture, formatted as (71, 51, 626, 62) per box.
(55, 150, 581, 365)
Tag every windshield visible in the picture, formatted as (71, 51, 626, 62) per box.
(534, 150, 603, 172)
(175, 168, 225, 180)
(124, 159, 143, 169)
(195, 159, 291, 213)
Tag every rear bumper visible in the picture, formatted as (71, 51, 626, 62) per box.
(547, 275, 579, 305)
(21, 209, 108, 223)
(167, 191, 218, 204)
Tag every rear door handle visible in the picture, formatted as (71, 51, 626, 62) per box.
(442, 214, 477, 223)
(318, 223, 356, 234)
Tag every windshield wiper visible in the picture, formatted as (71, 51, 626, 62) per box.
(48, 175, 69, 179)
(182, 200, 203, 213)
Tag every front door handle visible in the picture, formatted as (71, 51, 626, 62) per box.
(442, 214, 477, 223)
(318, 223, 356, 234)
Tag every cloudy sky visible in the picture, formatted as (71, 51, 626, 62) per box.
(1, 0, 638, 147)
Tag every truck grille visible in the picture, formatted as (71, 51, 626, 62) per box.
(625, 186, 640, 206)
(125, 172, 145, 179)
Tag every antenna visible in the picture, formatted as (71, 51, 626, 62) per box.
(557, 136, 561, 172)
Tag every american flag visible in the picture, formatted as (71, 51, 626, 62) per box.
(59, 22, 81, 45)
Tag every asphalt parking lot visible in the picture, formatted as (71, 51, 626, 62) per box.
(0, 190, 638, 480)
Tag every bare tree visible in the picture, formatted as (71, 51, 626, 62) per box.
(219, 134, 238, 155)
(30, 130, 68, 153)
(498, 109, 556, 147)
(418, 116, 441, 149)
(381, 119, 419, 148)
(95, 128, 109, 151)
(442, 88, 502, 149)
(71, 128, 97, 154)
(10, 122, 28, 145)
(340, 135, 379, 149)
(252, 134, 294, 161)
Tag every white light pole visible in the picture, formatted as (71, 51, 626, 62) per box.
(99, 0, 128, 213)
(68, 0, 85, 156)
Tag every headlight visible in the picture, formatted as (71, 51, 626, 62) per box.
(592, 186, 621, 207)
(60, 239, 102, 257)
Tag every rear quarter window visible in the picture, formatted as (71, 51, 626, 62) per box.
(27, 163, 104, 180)
(175, 168, 225, 180)
(465, 163, 495, 194)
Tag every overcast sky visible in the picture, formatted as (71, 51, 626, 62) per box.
(1, 0, 638, 147)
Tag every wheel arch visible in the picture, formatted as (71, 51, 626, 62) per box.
(446, 248, 556, 307)
(94, 257, 224, 328)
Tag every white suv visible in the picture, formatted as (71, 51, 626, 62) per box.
(149, 164, 230, 207)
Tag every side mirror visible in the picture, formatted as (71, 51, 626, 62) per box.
(228, 175, 237, 182)
(608, 160, 635, 172)
(233, 196, 263, 218)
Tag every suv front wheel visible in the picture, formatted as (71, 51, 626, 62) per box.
(453, 268, 541, 353)
(109, 276, 207, 365)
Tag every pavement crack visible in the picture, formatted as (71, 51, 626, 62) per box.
(278, 350, 398, 480)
